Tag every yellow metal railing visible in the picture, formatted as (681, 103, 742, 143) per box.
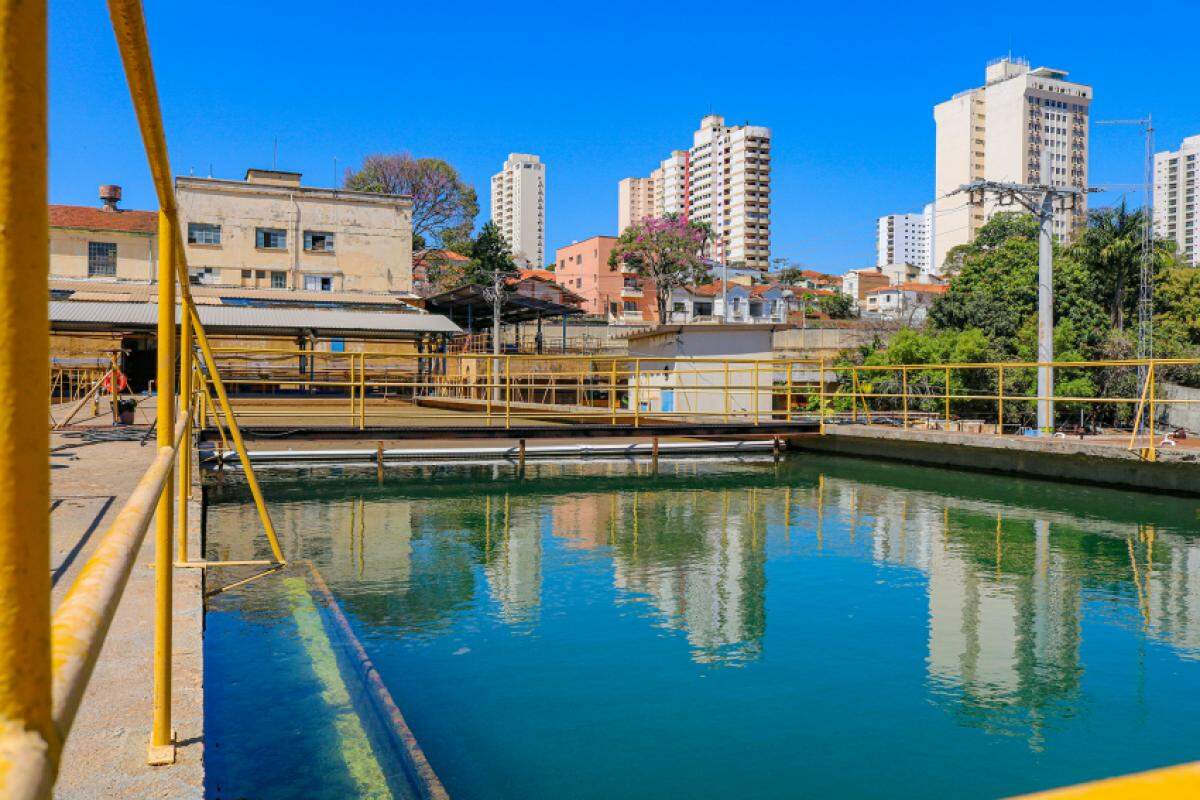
(196, 347, 827, 430)
(0, 1, 284, 795)
(831, 358, 1200, 462)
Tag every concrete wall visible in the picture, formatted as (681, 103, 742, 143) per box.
(773, 327, 874, 357)
(176, 175, 413, 293)
(50, 227, 157, 282)
(792, 425, 1200, 497)
(1160, 382, 1200, 433)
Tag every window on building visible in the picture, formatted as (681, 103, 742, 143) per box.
(304, 275, 334, 292)
(256, 269, 267, 279)
(187, 222, 221, 245)
(608, 302, 619, 315)
(256, 228, 287, 250)
(86, 241, 117, 277)
(270, 271, 287, 289)
(623, 301, 638, 312)
(304, 231, 335, 252)
(241, 269, 252, 279)
(672, 302, 686, 313)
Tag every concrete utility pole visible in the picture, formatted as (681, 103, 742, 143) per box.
(950, 155, 1090, 434)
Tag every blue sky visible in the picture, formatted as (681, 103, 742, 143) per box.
(49, 0, 1199, 273)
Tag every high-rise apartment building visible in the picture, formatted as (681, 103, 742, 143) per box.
(617, 115, 771, 269)
(933, 57, 1091, 271)
(877, 211, 932, 270)
(617, 176, 655, 233)
(490, 153, 546, 268)
(1154, 134, 1200, 267)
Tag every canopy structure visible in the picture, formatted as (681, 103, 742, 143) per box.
(49, 300, 460, 339)
(424, 277, 584, 331)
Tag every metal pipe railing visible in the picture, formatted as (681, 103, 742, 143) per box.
(0, 1, 56, 796)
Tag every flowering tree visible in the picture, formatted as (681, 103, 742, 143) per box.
(608, 214, 711, 321)
(344, 153, 478, 248)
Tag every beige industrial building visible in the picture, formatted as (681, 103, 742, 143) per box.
(175, 168, 414, 293)
(490, 153, 546, 268)
(49, 186, 158, 282)
(933, 57, 1091, 271)
(618, 115, 771, 270)
(1154, 134, 1199, 267)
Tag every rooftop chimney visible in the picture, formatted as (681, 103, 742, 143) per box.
(99, 184, 122, 212)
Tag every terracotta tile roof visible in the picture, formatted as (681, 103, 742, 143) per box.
(48, 204, 157, 234)
(901, 282, 948, 294)
(413, 248, 470, 264)
(684, 280, 779, 298)
(519, 268, 556, 282)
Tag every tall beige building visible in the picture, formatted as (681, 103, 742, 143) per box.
(1154, 134, 1199, 266)
(933, 57, 1092, 271)
(617, 116, 771, 270)
(490, 153, 546, 267)
(617, 176, 656, 233)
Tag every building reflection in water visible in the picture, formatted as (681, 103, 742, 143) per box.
(207, 460, 1200, 740)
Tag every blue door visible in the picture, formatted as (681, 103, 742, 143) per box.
(661, 389, 674, 413)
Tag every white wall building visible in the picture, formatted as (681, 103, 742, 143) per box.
(933, 57, 1091, 272)
(490, 153, 546, 268)
(877, 212, 931, 270)
(1154, 134, 1200, 267)
(668, 282, 789, 324)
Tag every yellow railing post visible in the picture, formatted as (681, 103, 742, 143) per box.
(347, 351, 355, 426)
(610, 359, 617, 424)
(110, 351, 119, 423)
(358, 352, 365, 430)
(944, 366, 951, 427)
(149, 211, 176, 765)
(997, 365, 1004, 437)
(901, 366, 908, 429)
(817, 359, 826, 434)
(176, 268, 191, 563)
(0, 0, 58, 790)
(633, 358, 641, 428)
(786, 360, 794, 421)
(754, 360, 761, 424)
(504, 355, 511, 429)
(1148, 361, 1157, 463)
(724, 361, 730, 422)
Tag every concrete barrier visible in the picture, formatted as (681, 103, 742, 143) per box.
(791, 424, 1200, 497)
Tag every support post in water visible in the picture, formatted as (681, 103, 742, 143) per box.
(376, 441, 384, 483)
(149, 211, 176, 766)
(518, 438, 526, 471)
(652, 436, 659, 470)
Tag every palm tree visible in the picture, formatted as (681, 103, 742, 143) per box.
(1072, 202, 1142, 330)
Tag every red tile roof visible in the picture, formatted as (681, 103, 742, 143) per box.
(519, 268, 556, 282)
(901, 282, 948, 294)
(49, 204, 157, 234)
(413, 248, 470, 263)
(685, 280, 779, 297)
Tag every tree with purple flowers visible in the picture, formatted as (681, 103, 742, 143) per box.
(608, 214, 711, 322)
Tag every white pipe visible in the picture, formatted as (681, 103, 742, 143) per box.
(214, 439, 778, 464)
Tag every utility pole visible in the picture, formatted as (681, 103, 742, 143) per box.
(949, 150, 1089, 434)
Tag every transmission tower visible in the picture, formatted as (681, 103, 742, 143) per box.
(1097, 117, 1155, 364)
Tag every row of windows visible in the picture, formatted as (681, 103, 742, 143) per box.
(186, 222, 337, 252)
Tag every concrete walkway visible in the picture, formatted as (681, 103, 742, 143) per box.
(50, 427, 203, 799)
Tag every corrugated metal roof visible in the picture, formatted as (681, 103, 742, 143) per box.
(49, 301, 460, 335)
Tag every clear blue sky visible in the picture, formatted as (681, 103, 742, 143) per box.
(48, 0, 1199, 273)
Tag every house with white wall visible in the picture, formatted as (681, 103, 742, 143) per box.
(668, 281, 789, 324)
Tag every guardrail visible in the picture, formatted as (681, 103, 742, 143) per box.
(0, 2, 284, 796)
(832, 358, 1200, 462)
(199, 347, 829, 428)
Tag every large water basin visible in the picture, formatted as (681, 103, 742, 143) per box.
(203, 456, 1200, 799)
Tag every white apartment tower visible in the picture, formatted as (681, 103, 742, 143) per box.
(933, 58, 1091, 271)
(617, 115, 771, 269)
(1154, 134, 1200, 266)
(877, 212, 931, 270)
(490, 153, 546, 267)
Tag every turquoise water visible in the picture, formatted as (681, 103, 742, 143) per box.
(204, 456, 1200, 799)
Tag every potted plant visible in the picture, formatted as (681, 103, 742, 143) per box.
(117, 398, 137, 425)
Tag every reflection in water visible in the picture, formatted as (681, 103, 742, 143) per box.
(207, 458, 1200, 748)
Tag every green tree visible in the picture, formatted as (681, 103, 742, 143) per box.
(608, 214, 711, 320)
(817, 292, 855, 319)
(344, 153, 478, 248)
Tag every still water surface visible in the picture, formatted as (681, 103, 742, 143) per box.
(204, 456, 1200, 799)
